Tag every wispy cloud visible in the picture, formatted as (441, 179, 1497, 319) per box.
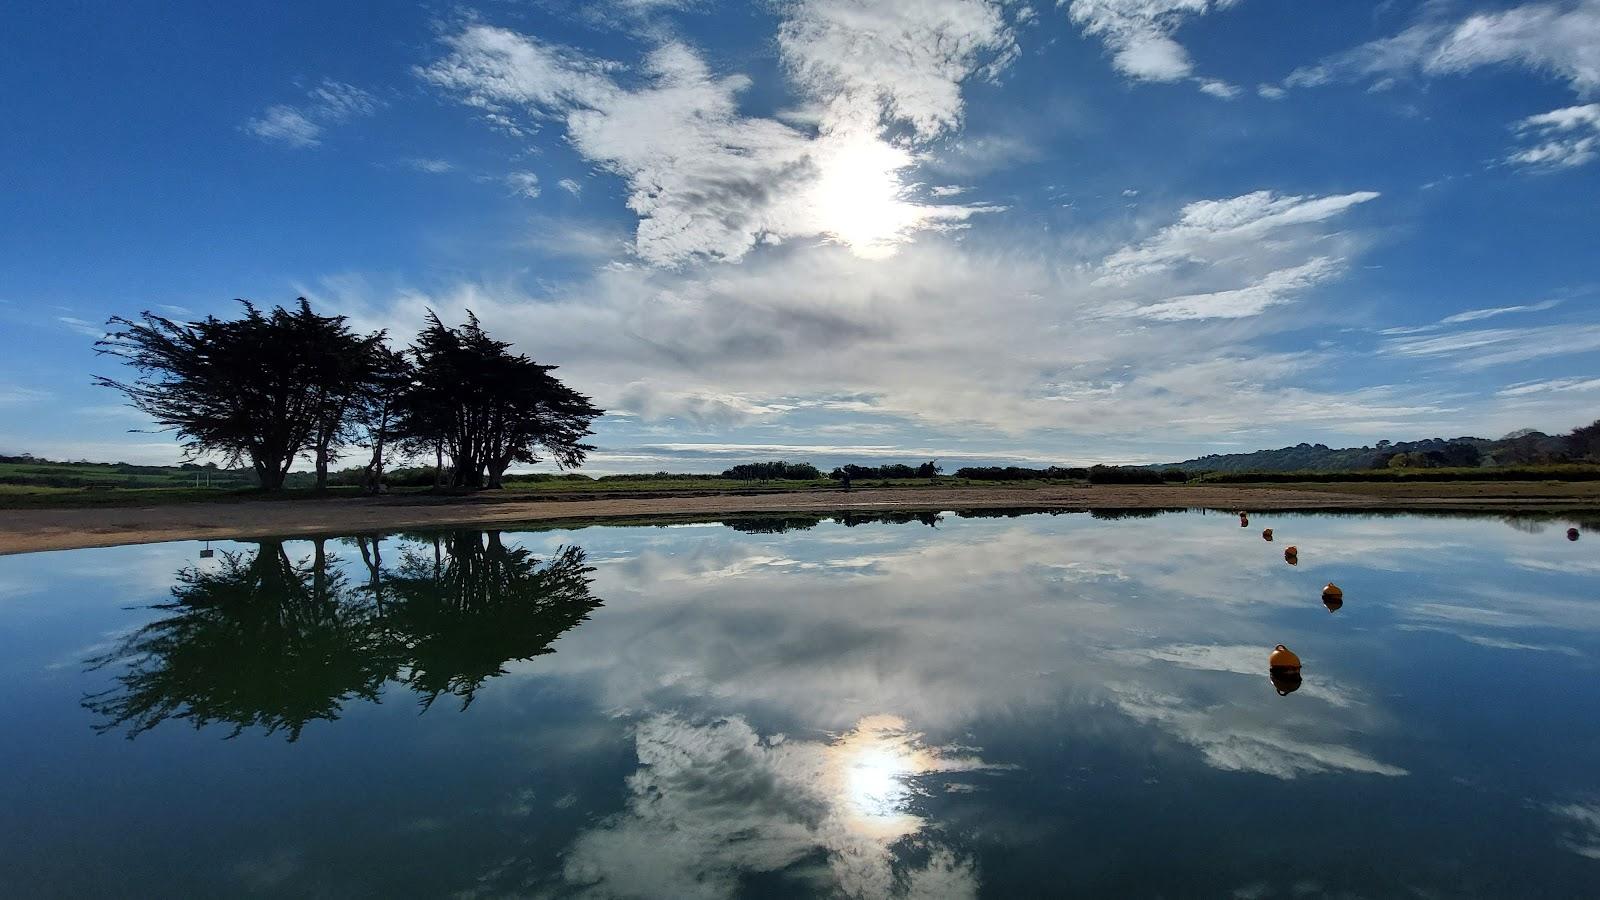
(1284, 1, 1600, 96)
(1383, 324, 1600, 370)
(243, 79, 380, 148)
(1508, 103, 1600, 169)
(506, 170, 541, 198)
(56, 315, 106, 338)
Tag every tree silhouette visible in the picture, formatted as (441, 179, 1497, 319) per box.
(94, 299, 386, 490)
(396, 312, 603, 488)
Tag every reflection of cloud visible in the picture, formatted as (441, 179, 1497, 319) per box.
(559, 713, 989, 898)
(1551, 802, 1600, 860)
(1119, 643, 1360, 708)
(1396, 624, 1583, 658)
(1109, 685, 1407, 780)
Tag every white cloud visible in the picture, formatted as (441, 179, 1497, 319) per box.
(314, 182, 1447, 447)
(1067, 0, 1242, 83)
(1095, 189, 1379, 284)
(1383, 323, 1600, 370)
(1198, 78, 1240, 99)
(557, 177, 583, 196)
(776, 0, 1019, 141)
(1285, 1, 1600, 96)
(421, 11, 1011, 265)
(1109, 256, 1342, 320)
(56, 315, 106, 338)
(1440, 298, 1561, 324)
(243, 79, 380, 148)
(1497, 376, 1600, 397)
(506, 170, 541, 198)
(0, 385, 49, 407)
(243, 106, 323, 148)
(1508, 103, 1600, 169)
(405, 158, 455, 174)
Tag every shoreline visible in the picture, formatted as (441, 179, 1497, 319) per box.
(2, 483, 1597, 556)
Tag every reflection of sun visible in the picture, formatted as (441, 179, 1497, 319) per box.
(827, 714, 974, 840)
(846, 745, 913, 818)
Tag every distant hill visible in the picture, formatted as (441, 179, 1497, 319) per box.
(1156, 430, 1574, 474)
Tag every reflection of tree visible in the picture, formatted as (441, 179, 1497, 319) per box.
(84, 540, 392, 740)
(84, 532, 599, 739)
(384, 532, 599, 709)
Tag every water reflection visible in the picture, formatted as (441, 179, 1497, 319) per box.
(83, 532, 598, 739)
(2, 509, 1593, 895)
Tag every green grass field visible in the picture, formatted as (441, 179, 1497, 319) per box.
(0, 469, 1048, 509)
(5, 456, 1599, 511)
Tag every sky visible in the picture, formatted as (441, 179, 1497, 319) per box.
(2, 0, 1598, 473)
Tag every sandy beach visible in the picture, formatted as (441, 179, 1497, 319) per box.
(3, 483, 1596, 555)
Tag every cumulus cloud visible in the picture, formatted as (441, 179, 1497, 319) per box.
(243, 80, 380, 148)
(1508, 103, 1600, 168)
(315, 184, 1445, 445)
(1067, 0, 1242, 85)
(422, 6, 1014, 265)
(777, 0, 1018, 140)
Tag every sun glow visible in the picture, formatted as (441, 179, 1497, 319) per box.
(804, 131, 950, 259)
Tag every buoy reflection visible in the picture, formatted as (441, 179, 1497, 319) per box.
(1270, 669, 1303, 696)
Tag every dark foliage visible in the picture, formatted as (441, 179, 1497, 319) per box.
(394, 312, 603, 489)
(954, 466, 1089, 481)
(720, 461, 823, 480)
(828, 461, 940, 480)
(1087, 465, 1166, 484)
(94, 300, 385, 490)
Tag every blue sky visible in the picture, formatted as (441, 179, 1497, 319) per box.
(2, 0, 1598, 472)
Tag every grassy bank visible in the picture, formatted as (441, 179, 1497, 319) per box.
(0, 475, 1082, 510)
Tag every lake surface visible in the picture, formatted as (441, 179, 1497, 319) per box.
(1, 509, 1597, 897)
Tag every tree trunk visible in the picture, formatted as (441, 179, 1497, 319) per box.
(314, 443, 330, 492)
(434, 442, 446, 488)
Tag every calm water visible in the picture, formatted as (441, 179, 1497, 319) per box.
(1, 509, 1597, 897)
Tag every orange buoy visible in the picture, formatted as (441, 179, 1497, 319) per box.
(1270, 668, 1303, 696)
(1269, 644, 1301, 671)
(1324, 594, 1343, 613)
(1284, 545, 1298, 565)
(1322, 583, 1343, 601)
(1262, 528, 1273, 541)
(1569, 528, 1581, 541)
